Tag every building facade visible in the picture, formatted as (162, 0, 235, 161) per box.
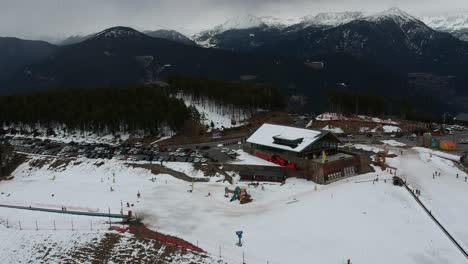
(245, 123, 372, 184)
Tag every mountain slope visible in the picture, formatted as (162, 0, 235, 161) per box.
(143, 29, 196, 46)
(421, 14, 468, 41)
(193, 15, 289, 50)
(60, 34, 91, 46)
(260, 8, 468, 74)
(193, 12, 367, 51)
(0, 37, 56, 82)
(2, 26, 413, 114)
(61, 29, 195, 46)
(288, 12, 365, 32)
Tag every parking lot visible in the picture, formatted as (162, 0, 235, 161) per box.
(0, 135, 241, 164)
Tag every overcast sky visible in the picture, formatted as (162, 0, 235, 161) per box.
(1, 0, 467, 41)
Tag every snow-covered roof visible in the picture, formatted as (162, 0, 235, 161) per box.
(247, 123, 326, 153)
(315, 112, 400, 125)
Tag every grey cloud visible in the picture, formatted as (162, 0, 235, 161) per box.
(0, 0, 466, 40)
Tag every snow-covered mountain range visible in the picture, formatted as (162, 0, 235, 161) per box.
(193, 8, 468, 48)
(298, 11, 365, 28)
(44, 8, 468, 49)
(421, 14, 468, 41)
(2, 7, 468, 113)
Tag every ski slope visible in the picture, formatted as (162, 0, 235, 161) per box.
(387, 147, 468, 251)
(0, 155, 466, 263)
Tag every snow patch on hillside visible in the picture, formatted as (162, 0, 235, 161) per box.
(322, 125, 344, 134)
(177, 94, 249, 130)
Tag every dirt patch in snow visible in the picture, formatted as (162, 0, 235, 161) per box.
(194, 163, 232, 183)
(127, 163, 208, 182)
(68, 226, 217, 264)
(49, 158, 74, 170)
(29, 157, 52, 169)
(93, 161, 105, 167)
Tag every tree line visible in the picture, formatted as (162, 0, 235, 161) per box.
(0, 142, 22, 177)
(167, 75, 285, 111)
(327, 89, 414, 118)
(0, 85, 196, 135)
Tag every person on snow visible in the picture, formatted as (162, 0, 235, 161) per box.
(137, 191, 141, 199)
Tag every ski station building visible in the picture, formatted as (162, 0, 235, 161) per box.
(244, 123, 372, 184)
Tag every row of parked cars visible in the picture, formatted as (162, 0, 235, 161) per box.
(3, 137, 64, 156)
(1, 135, 238, 164)
(168, 148, 209, 163)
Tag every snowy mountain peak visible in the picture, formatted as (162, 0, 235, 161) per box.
(300, 11, 365, 28)
(421, 13, 468, 31)
(382, 7, 408, 16)
(193, 14, 286, 47)
(420, 13, 468, 41)
(91, 27, 146, 40)
(217, 14, 266, 31)
(199, 14, 291, 34)
(365, 7, 421, 24)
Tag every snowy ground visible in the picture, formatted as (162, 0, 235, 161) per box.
(382, 139, 407, 147)
(344, 143, 385, 153)
(177, 94, 248, 130)
(387, 147, 468, 250)
(0, 223, 105, 263)
(382, 125, 402, 133)
(1, 154, 467, 263)
(322, 125, 344, 134)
